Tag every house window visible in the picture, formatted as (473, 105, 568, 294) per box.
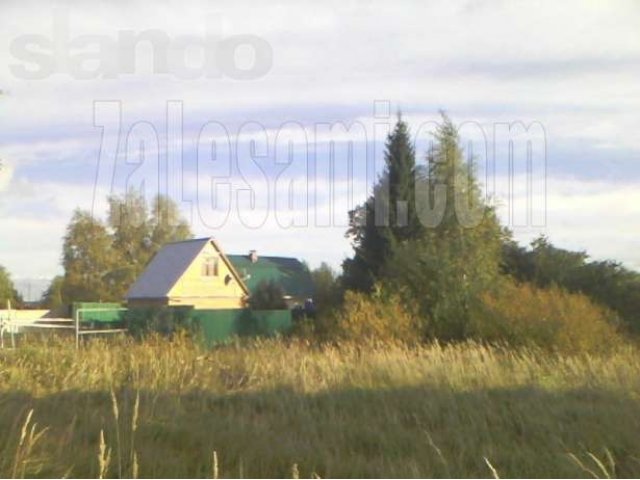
(202, 256, 219, 277)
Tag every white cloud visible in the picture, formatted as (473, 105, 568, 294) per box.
(1, 0, 640, 281)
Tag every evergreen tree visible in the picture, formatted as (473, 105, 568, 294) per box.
(343, 115, 422, 291)
(385, 114, 505, 340)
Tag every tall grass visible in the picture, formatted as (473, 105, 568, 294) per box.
(1, 335, 640, 477)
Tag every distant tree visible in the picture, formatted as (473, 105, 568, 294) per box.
(502, 235, 640, 333)
(105, 189, 193, 299)
(60, 190, 193, 304)
(310, 262, 343, 313)
(343, 115, 422, 291)
(107, 189, 152, 290)
(0, 266, 22, 308)
(248, 280, 287, 310)
(62, 210, 117, 302)
(149, 194, 192, 248)
(41, 275, 65, 309)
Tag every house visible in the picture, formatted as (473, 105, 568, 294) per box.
(226, 251, 314, 308)
(126, 237, 313, 309)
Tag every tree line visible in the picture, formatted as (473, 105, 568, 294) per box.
(308, 113, 640, 349)
(2, 111, 639, 350)
(40, 191, 192, 308)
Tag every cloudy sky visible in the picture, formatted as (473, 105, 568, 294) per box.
(1, 0, 639, 299)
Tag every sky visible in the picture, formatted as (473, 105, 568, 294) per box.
(1, 0, 639, 300)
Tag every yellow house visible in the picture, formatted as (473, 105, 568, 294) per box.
(126, 238, 250, 309)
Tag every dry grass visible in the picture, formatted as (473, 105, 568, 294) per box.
(1, 334, 640, 477)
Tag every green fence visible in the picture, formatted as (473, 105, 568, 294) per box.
(72, 302, 124, 324)
(190, 308, 292, 345)
(124, 306, 292, 345)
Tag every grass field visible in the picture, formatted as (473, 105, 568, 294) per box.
(1, 335, 640, 478)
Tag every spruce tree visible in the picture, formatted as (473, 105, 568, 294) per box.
(343, 115, 422, 291)
(386, 114, 505, 340)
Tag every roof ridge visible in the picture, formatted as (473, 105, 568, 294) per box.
(227, 253, 302, 261)
(166, 237, 212, 244)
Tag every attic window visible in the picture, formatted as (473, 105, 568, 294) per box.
(202, 256, 219, 277)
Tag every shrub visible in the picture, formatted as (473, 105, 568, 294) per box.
(247, 280, 287, 310)
(470, 279, 622, 353)
(125, 306, 199, 339)
(326, 286, 419, 344)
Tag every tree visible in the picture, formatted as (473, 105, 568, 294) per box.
(59, 192, 193, 304)
(343, 115, 422, 291)
(107, 189, 152, 290)
(385, 114, 505, 340)
(149, 194, 192, 249)
(106, 189, 193, 299)
(310, 262, 343, 313)
(0, 266, 22, 308)
(41, 275, 65, 309)
(62, 210, 117, 302)
(502, 235, 640, 333)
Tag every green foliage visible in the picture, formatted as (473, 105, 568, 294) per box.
(149, 195, 193, 247)
(59, 190, 192, 304)
(309, 262, 343, 313)
(40, 275, 64, 309)
(502, 235, 640, 334)
(124, 306, 198, 339)
(0, 265, 21, 308)
(62, 210, 117, 302)
(107, 189, 152, 292)
(339, 113, 638, 349)
(343, 116, 422, 291)
(106, 189, 193, 299)
(470, 279, 622, 353)
(384, 114, 505, 340)
(247, 280, 287, 310)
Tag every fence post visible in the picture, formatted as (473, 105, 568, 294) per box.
(75, 308, 80, 349)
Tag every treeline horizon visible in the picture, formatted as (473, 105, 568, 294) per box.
(1, 112, 639, 350)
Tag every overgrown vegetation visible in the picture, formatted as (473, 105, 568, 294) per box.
(2, 336, 640, 478)
(502, 236, 640, 334)
(318, 113, 637, 351)
(247, 280, 287, 310)
(470, 279, 622, 353)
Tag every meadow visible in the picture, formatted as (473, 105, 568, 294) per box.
(1, 335, 640, 478)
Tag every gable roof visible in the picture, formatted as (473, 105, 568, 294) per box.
(126, 238, 249, 299)
(226, 254, 314, 299)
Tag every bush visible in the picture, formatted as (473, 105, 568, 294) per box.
(247, 280, 287, 310)
(125, 306, 199, 339)
(324, 286, 419, 344)
(470, 279, 622, 353)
